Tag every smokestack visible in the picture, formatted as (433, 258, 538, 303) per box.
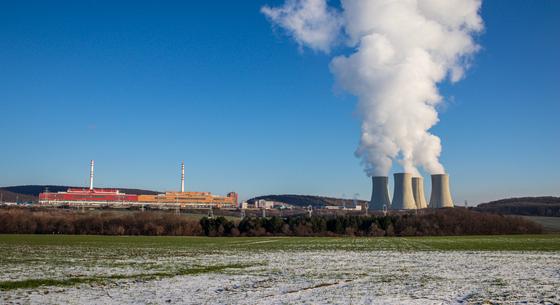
(429, 174, 454, 208)
(89, 160, 94, 191)
(412, 177, 428, 209)
(392, 173, 416, 210)
(181, 161, 185, 193)
(368, 176, 391, 211)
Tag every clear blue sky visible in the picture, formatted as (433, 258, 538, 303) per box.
(0, 1, 558, 204)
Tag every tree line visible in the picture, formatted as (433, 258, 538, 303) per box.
(200, 208, 542, 237)
(0, 209, 201, 236)
(0, 207, 542, 236)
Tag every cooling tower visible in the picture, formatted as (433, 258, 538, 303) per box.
(411, 177, 428, 209)
(429, 174, 454, 208)
(368, 176, 391, 211)
(392, 173, 417, 210)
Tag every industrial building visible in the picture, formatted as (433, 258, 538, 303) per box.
(38, 160, 238, 209)
(136, 192, 237, 208)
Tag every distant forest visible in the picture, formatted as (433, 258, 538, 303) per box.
(474, 196, 560, 217)
(0, 208, 542, 237)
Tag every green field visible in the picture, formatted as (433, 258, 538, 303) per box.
(521, 216, 560, 232)
(1, 234, 559, 252)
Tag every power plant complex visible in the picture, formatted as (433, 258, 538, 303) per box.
(38, 161, 238, 209)
(36, 161, 454, 212)
(369, 173, 454, 211)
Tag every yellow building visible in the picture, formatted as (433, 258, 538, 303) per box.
(138, 191, 238, 208)
(136, 162, 238, 208)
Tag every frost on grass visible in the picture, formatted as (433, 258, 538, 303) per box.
(1, 241, 559, 305)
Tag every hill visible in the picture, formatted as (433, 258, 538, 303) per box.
(248, 194, 367, 208)
(0, 185, 159, 203)
(0, 189, 36, 203)
(475, 196, 560, 217)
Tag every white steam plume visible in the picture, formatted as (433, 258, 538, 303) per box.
(262, 0, 483, 176)
(261, 0, 342, 53)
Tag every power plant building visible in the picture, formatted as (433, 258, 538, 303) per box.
(137, 192, 238, 208)
(38, 160, 238, 209)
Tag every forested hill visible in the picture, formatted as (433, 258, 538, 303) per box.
(475, 196, 560, 217)
(248, 194, 368, 208)
(0, 189, 36, 202)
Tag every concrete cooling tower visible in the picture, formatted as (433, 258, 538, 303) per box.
(368, 176, 391, 211)
(392, 173, 417, 210)
(411, 177, 428, 209)
(429, 174, 454, 208)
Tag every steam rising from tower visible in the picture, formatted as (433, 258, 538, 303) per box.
(89, 160, 94, 191)
(262, 0, 483, 176)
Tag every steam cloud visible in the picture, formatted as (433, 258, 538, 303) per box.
(262, 0, 483, 176)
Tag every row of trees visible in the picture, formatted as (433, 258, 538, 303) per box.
(198, 208, 541, 236)
(0, 207, 542, 236)
(0, 209, 202, 235)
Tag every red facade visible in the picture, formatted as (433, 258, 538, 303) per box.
(39, 189, 138, 203)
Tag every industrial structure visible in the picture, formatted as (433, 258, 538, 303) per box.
(412, 177, 428, 209)
(391, 173, 416, 210)
(429, 174, 454, 208)
(181, 161, 185, 192)
(38, 160, 237, 209)
(368, 176, 391, 211)
(368, 173, 454, 211)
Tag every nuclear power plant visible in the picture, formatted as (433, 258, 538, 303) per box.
(38, 160, 238, 208)
(368, 173, 454, 211)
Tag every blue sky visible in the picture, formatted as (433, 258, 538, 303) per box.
(0, 0, 558, 204)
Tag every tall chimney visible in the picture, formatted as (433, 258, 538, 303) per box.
(412, 177, 428, 209)
(392, 173, 417, 210)
(89, 160, 94, 191)
(181, 161, 185, 192)
(429, 174, 454, 208)
(369, 176, 391, 211)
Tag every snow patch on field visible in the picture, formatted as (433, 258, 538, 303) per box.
(2, 249, 559, 304)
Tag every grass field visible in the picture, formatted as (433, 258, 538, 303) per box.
(522, 216, 560, 232)
(1, 234, 559, 304)
(1, 234, 560, 251)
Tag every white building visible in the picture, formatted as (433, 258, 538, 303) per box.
(255, 199, 275, 209)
